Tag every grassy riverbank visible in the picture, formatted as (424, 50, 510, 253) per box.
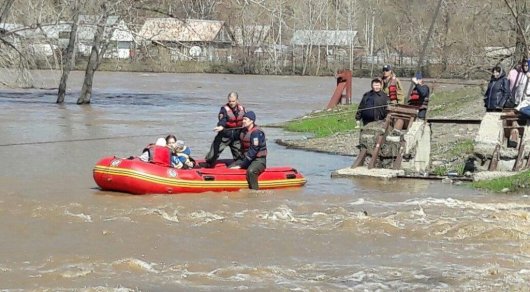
(283, 105, 359, 138)
(280, 85, 530, 193)
(473, 170, 530, 193)
(282, 85, 483, 138)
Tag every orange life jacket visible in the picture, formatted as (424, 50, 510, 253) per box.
(240, 126, 267, 157)
(143, 144, 171, 167)
(224, 104, 245, 128)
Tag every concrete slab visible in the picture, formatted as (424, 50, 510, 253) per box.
(332, 166, 404, 179)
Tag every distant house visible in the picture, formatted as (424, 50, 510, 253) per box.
(0, 23, 24, 47)
(291, 30, 358, 60)
(77, 15, 134, 59)
(137, 18, 234, 61)
(12, 23, 72, 56)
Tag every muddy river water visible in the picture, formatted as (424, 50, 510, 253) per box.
(0, 71, 529, 290)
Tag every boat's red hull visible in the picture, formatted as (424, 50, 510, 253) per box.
(93, 156, 306, 195)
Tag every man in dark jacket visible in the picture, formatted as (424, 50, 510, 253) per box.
(229, 111, 267, 190)
(355, 78, 390, 126)
(408, 72, 430, 119)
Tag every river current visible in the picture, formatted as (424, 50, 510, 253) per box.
(0, 71, 529, 291)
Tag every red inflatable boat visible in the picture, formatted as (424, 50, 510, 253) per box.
(93, 156, 306, 195)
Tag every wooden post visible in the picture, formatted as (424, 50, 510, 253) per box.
(488, 144, 500, 171)
(368, 134, 385, 169)
(393, 141, 406, 169)
(514, 144, 525, 171)
(352, 148, 367, 168)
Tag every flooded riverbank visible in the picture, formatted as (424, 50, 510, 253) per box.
(0, 71, 529, 290)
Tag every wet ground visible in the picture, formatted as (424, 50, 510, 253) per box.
(0, 71, 529, 291)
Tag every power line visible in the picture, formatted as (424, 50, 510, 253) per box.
(0, 134, 165, 147)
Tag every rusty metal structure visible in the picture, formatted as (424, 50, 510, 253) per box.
(352, 104, 431, 172)
(326, 69, 352, 109)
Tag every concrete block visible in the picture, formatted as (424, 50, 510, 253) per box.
(332, 166, 404, 179)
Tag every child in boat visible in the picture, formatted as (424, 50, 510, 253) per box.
(166, 135, 195, 169)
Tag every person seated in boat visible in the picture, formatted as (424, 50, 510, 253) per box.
(138, 137, 172, 167)
(229, 111, 267, 190)
(166, 135, 195, 169)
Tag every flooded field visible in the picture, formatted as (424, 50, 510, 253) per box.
(0, 71, 529, 290)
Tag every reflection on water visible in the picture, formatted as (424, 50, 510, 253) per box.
(0, 72, 529, 290)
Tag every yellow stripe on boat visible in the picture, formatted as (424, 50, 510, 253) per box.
(93, 166, 306, 189)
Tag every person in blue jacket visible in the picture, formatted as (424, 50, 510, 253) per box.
(408, 72, 430, 119)
(229, 111, 267, 190)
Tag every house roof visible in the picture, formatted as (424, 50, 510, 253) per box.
(77, 15, 133, 42)
(0, 23, 24, 34)
(19, 23, 72, 39)
(138, 18, 233, 43)
(78, 15, 120, 26)
(231, 25, 271, 46)
(291, 30, 357, 46)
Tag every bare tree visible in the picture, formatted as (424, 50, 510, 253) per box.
(0, 0, 15, 23)
(179, 0, 221, 19)
(77, 3, 111, 104)
(504, 0, 528, 63)
(57, 0, 82, 104)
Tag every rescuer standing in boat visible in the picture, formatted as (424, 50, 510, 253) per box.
(408, 72, 430, 119)
(204, 91, 246, 167)
(229, 111, 267, 190)
(381, 64, 404, 104)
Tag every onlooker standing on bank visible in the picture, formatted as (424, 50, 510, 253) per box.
(381, 64, 404, 104)
(355, 78, 390, 126)
(408, 72, 430, 119)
